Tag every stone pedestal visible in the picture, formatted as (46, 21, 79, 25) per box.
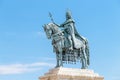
(39, 67, 104, 80)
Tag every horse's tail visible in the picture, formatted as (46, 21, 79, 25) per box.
(85, 39, 90, 65)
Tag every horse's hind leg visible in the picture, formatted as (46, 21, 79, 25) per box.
(81, 48, 88, 69)
(81, 58, 85, 69)
(83, 52, 88, 68)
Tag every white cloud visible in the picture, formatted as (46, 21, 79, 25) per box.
(39, 57, 55, 61)
(0, 62, 54, 75)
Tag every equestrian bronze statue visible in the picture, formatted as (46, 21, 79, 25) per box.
(43, 11, 90, 69)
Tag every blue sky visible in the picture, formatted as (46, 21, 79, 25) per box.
(0, 0, 120, 80)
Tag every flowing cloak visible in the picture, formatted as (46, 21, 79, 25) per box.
(60, 19, 90, 65)
(60, 19, 85, 42)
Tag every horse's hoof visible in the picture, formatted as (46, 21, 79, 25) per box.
(81, 66, 88, 69)
(55, 66, 59, 68)
(55, 65, 62, 68)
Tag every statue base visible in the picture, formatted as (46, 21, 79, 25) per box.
(39, 67, 104, 80)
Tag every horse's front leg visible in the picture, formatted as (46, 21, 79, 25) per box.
(55, 42, 63, 67)
(59, 42, 63, 67)
(59, 51, 63, 67)
(55, 53, 60, 68)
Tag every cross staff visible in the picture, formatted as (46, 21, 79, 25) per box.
(49, 12, 55, 23)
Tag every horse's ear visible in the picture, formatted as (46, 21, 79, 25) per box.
(44, 24, 46, 27)
(42, 25, 44, 28)
(43, 24, 46, 31)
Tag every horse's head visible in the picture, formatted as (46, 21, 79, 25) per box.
(43, 24, 52, 39)
(43, 23, 60, 39)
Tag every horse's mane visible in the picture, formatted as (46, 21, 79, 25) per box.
(47, 23, 54, 26)
(47, 23, 61, 34)
(48, 23, 59, 27)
